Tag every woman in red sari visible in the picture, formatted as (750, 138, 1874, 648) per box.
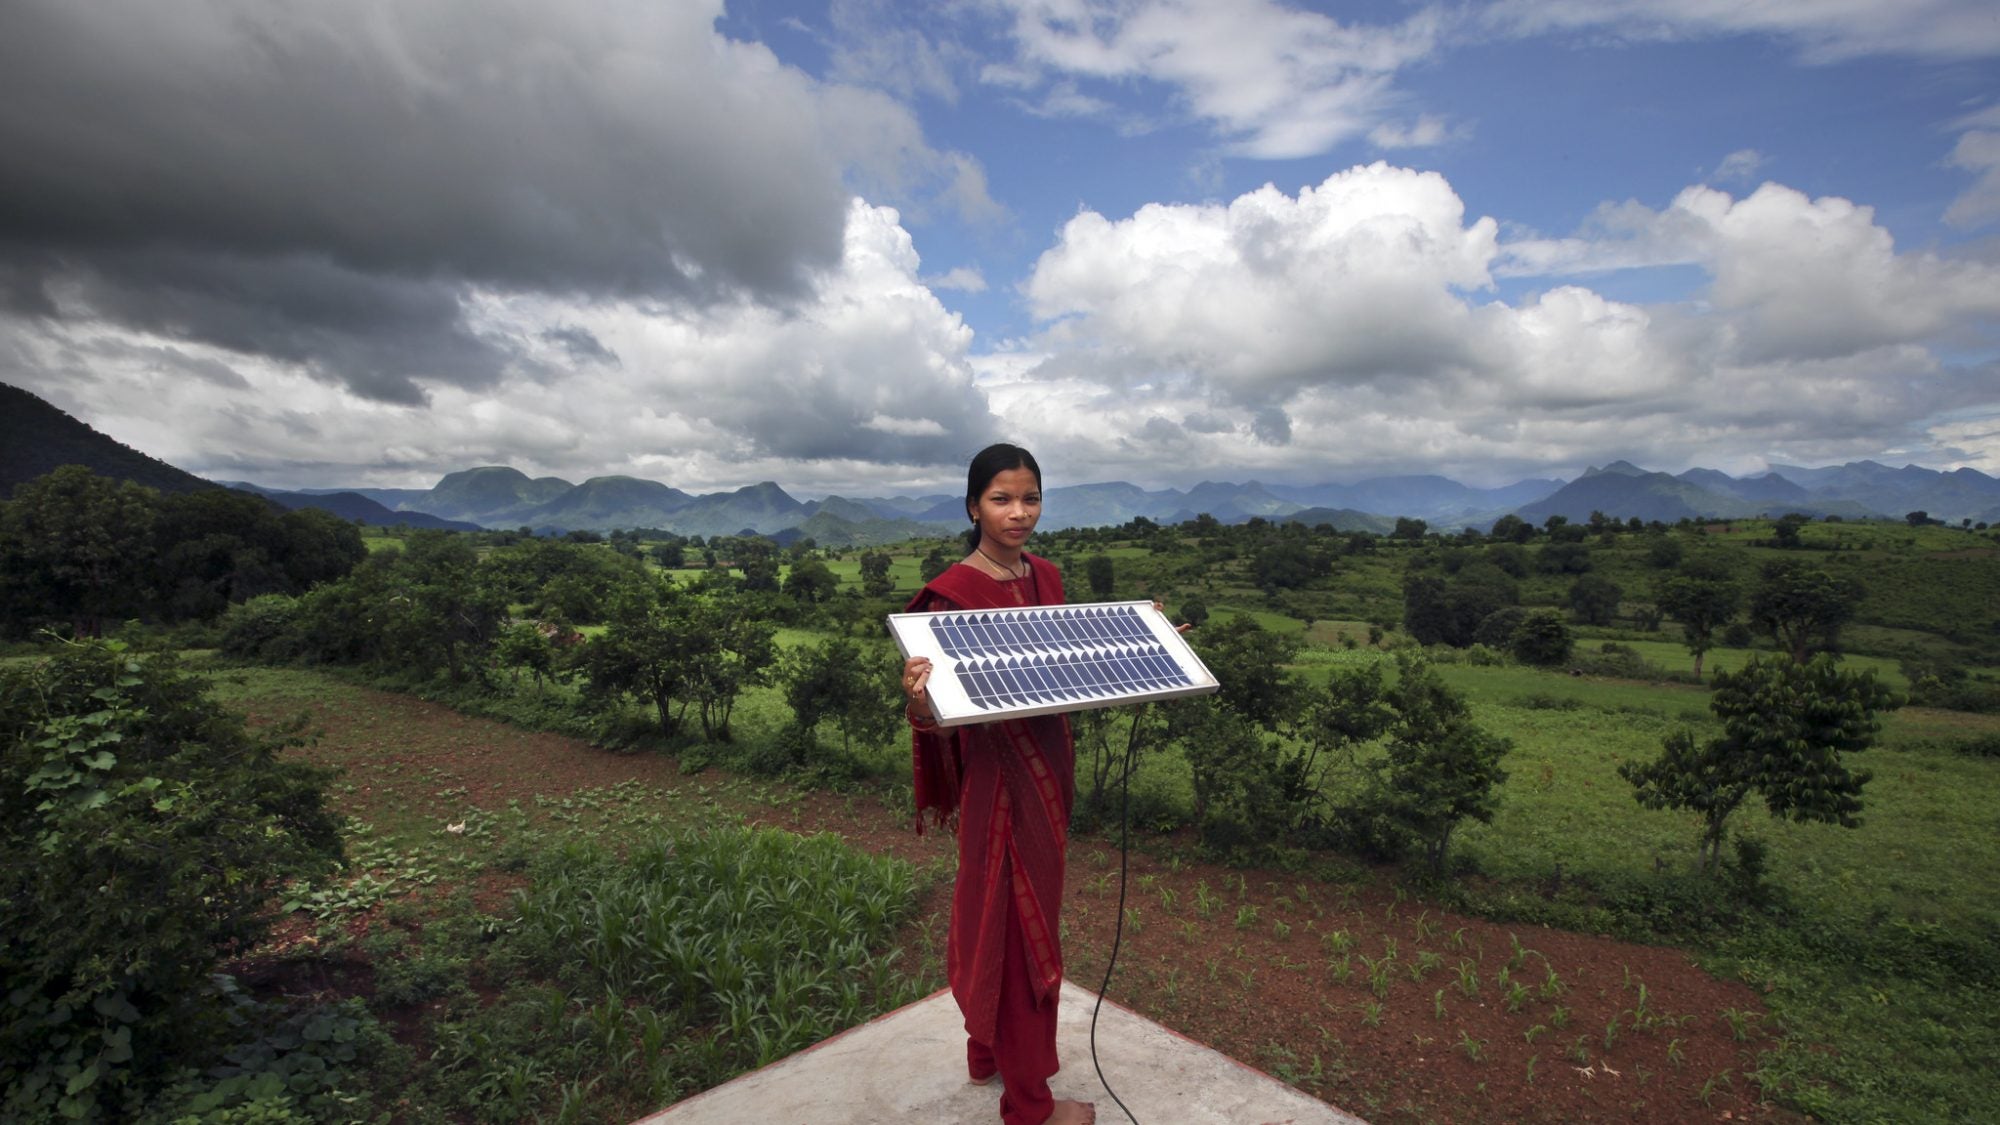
(901, 444, 1094, 1125)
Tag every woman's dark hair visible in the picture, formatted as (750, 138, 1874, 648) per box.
(964, 443, 1041, 551)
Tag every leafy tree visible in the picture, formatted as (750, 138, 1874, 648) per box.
(0, 465, 159, 636)
(1618, 654, 1899, 873)
(1177, 594, 1209, 628)
(651, 540, 686, 568)
(1330, 655, 1510, 872)
(1085, 554, 1115, 598)
(1536, 541, 1593, 574)
(1655, 567, 1740, 681)
(273, 549, 402, 666)
(1251, 539, 1326, 591)
(782, 556, 838, 604)
(484, 537, 641, 625)
(1645, 533, 1684, 569)
(1289, 662, 1398, 834)
(919, 545, 951, 584)
(380, 531, 507, 681)
(276, 505, 369, 589)
(1401, 567, 1518, 648)
(0, 642, 342, 1120)
(1511, 610, 1574, 666)
(493, 619, 570, 692)
(583, 579, 699, 737)
(1072, 702, 1172, 826)
(780, 637, 899, 759)
(1472, 606, 1528, 649)
(1173, 702, 1278, 847)
(1567, 574, 1623, 626)
(1191, 615, 1300, 731)
(1401, 574, 1454, 646)
(1749, 560, 1863, 663)
(1486, 543, 1529, 578)
(1770, 512, 1810, 549)
(858, 551, 895, 597)
(1391, 517, 1428, 541)
(736, 539, 781, 593)
(1489, 514, 1535, 543)
(1905, 510, 1931, 527)
(148, 489, 366, 621)
(683, 594, 776, 741)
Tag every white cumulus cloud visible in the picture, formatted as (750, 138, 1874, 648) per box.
(986, 0, 1447, 158)
(1003, 163, 2000, 485)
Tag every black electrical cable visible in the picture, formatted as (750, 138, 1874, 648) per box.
(1088, 710, 1141, 1125)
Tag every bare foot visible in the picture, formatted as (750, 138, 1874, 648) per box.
(1047, 1099, 1095, 1124)
(968, 1071, 997, 1086)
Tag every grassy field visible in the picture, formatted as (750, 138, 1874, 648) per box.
(201, 629, 2000, 1123)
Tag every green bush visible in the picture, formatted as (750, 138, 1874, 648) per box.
(1, 642, 343, 1121)
(217, 594, 305, 662)
(1509, 609, 1573, 666)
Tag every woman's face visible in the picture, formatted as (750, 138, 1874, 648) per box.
(969, 466, 1041, 549)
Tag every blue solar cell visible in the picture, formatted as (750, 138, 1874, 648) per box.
(902, 603, 1211, 722)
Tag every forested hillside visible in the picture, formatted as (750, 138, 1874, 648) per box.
(1, 383, 215, 496)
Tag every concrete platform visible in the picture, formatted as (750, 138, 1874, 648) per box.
(635, 981, 1367, 1125)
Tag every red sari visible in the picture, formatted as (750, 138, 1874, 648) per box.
(907, 556, 1074, 1125)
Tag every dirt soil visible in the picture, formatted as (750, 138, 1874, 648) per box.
(253, 684, 1793, 1125)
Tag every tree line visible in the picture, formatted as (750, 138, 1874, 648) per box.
(0, 466, 368, 637)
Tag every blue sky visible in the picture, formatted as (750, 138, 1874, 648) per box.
(2, 0, 1996, 495)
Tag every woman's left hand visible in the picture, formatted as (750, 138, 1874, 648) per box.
(902, 656, 933, 701)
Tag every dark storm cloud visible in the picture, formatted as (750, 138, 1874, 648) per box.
(0, 0, 850, 298)
(0, 0, 862, 400)
(541, 326, 621, 368)
(1250, 406, 1292, 445)
(66, 249, 517, 405)
(0, 255, 59, 318)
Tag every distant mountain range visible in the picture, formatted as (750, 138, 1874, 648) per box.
(1514, 460, 2000, 526)
(7, 381, 1998, 540)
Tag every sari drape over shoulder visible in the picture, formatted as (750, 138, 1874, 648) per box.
(905, 556, 1075, 1048)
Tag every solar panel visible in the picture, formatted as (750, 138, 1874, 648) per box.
(887, 600, 1219, 727)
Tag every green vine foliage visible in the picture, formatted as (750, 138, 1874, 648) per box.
(1, 642, 344, 1121)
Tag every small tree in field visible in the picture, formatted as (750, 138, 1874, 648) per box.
(858, 551, 895, 597)
(780, 637, 898, 758)
(1510, 609, 1573, 666)
(1567, 574, 1622, 626)
(1372, 655, 1512, 872)
(1313, 655, 1509, 871)
(919, 545, 951, 584)
(1749, 560, 1862, 663)
(1655, 567, 1740, 681)
(1618, 654, 1900, 874)
(1085, 554, 1115, 598)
